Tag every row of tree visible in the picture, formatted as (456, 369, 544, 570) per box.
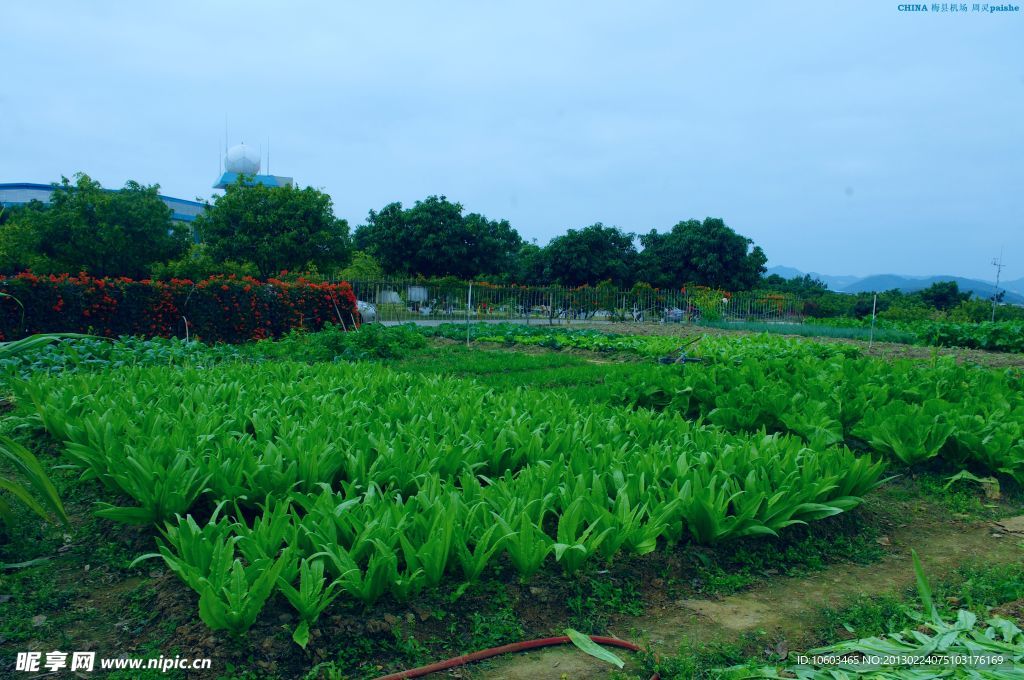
(0, 174, 348, 280)
(761, 275, 972, 311)
(0, 173, 768, 290)
(353, 197, 768, 289)
(756, 274, 1021, 321)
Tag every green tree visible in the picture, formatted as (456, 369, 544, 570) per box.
(0, 174, 188, 278)
(150, 244, 259, 281)
(542, 223, 637, 287)
(637, 217, 767, 290)
(514, 242, 548, 285)
(353, 196, 522, 279)
(0, 204, 47, 273)
(0, 203, 34, 227)
(461, 212, 522, 278)
(916, 281, 972, 311)
(760, 274, 829, 296)
(196, 177, 351, 278)
(337, 250, 384, 280)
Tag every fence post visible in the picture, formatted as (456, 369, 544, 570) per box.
(869, 293, 877, 350)
(466, 282, 472, 347)
(341, 278, 817, 330)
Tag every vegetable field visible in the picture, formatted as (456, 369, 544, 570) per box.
(1, 324, 1022, 679)
(14, 362, 884, 620)
(803, 318, 1024, 354)
(425, 323, 1024, 480)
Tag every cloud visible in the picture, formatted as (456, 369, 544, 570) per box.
(2, 1, 1021, 279)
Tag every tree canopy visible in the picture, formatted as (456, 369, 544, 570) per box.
(760, 273, 829, 296)
(337, 250, 384, 280)
(513, 242, 548, 285)
(637, 217, 767, 290)
(541, 223, 637, 287)
(0, 175, 775, 293)
(0, 173, 188, 278)
(195, 178, 351, 278)
(917, 281, 972, 311)
(353, 196, 522, 279)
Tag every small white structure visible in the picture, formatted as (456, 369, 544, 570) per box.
(357, 300, 377, 323)
(214, 142, 292, 189)
(224, 143, 261, 174)
(406, 286, 429, 303)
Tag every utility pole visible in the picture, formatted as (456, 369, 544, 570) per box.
(991, 248, 1005, 323)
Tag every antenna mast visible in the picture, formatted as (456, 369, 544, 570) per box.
(991, 247, 1006, 322)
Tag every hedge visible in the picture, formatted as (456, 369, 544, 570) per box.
(0, 272, 359, 343)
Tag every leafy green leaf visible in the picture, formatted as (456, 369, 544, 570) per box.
(564, 629, 625, 669)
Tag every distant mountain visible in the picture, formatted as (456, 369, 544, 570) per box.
(765, 266, 860, 291)
(1002, 277, 1024, 297)
(766, 265, 805, 279)
(840, 274, 1024, 304)
(841, 274, 925, 293)
(766, 266, 1024, 304)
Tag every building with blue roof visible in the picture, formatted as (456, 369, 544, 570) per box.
(0, 182, 206, 225)
(213, 143, 293, 189)
(1, 143, 293, 241)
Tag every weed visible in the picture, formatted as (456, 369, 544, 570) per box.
(567, 576, 644, 633)
(818, 594, 909, 640)
(468, 605, 524, 649)
(694, 512, 883, 595)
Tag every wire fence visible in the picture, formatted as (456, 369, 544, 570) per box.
(339, 279, 804, 325)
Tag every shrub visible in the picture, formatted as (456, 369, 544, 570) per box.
(0, 272, 358, 344)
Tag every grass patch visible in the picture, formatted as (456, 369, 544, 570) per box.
(618, 634, 772, 680)
(818, 594, 910, 640)
(620, 560, 1024, 680)
(567, 576, 645, 633)
(882, 469, 1023, 520)
(815, 560, 1024, 644)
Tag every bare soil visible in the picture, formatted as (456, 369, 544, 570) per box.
(477, 515, 1024, 679)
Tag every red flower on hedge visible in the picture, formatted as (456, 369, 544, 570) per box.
(0, 272, 357, 343)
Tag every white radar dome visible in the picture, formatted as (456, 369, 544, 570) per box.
(225, 143, 261, 174)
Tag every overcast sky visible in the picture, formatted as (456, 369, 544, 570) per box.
(3, 2, 1022, 280)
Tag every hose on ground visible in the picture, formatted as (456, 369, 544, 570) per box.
(374, 634, 659, 679)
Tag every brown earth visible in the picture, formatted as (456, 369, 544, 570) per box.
(477, 515, 1024, 679)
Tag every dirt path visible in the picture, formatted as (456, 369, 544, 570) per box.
(476, 516, 1024, 679)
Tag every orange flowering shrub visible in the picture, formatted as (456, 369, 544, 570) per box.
(0, 272, 358, 343)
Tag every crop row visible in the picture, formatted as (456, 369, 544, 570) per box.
(421, 321, 866, 359)
(909, 320, 1024, 353)
(816, 318, 1024, 354)
(420, 322, 716, 356)
(0, 323, 428, 380)
(419, 324, 1024, 481)
(436, 318, 1024, 355)
(563, 335, 1024, 482)
(15, 361, 884, 640)
(13, 326, 1020, 486)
